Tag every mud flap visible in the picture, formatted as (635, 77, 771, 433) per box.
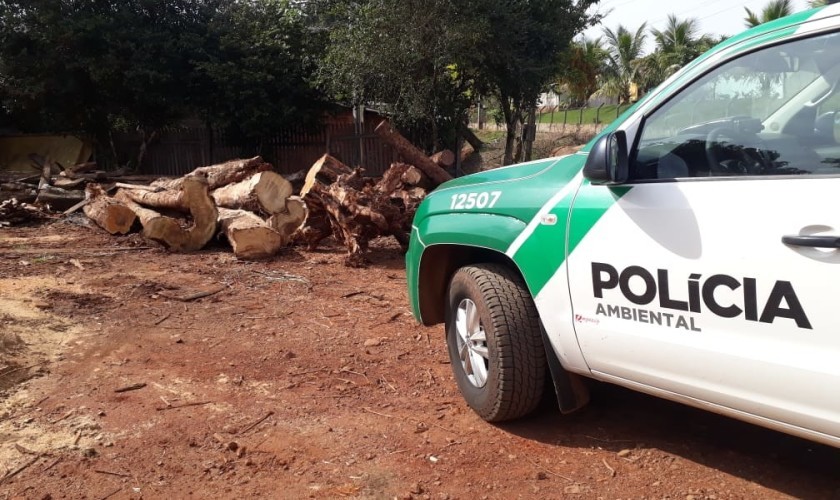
(540, 326, 590, 414)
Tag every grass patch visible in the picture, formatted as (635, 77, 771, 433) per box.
(538, 105, 630, 126)
(472, 129, 505, 144)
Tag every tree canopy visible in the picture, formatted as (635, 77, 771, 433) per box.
(0, 0, 323, 161)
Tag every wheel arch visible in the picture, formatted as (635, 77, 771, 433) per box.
(416, 244, 591, 415)
(416, 244, 523, 327)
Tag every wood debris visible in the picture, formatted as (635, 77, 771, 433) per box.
(295, 122, 451, 265)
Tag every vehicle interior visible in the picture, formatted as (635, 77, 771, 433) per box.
(630, 30, 840, 180)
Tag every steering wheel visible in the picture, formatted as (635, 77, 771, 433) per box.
(704, 126, 767, 175)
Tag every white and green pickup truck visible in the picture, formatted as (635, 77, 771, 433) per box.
(406, 5, 840, 448)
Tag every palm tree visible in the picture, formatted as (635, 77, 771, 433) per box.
(556, 37, 606, 107)
(808, 0, 827, 7)
(599, 24, 647, 103)
(744, 0, 794, 27)
(634, 14, 723, 94)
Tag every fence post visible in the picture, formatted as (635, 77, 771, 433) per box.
(550, 105, 556, 132)
(595, 103, 605, 124)
(563, 108, 568, 132)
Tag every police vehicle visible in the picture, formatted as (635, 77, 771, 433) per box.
(406, 5, 840, 448)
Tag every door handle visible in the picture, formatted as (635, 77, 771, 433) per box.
(782, 235, 840, 248)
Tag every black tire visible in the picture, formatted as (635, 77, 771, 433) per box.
(445, 263, 546, 422)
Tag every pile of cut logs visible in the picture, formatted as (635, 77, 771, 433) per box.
(84, 157, 307, 259)
(2, 119, 472, 264)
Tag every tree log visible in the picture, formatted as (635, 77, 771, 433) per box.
(218, 208, 285, 259)
(121, 185, 184, 211)
(459, 143, 475, 163)
(212, 171, 293, 214)
(400, 166, 432, 190)
(373, 120, 452, 187)
(296, 154, 355, 249)
(458, 123, 484, 151)
(300, 154, 353, 197)
(115, 191, 185, 247)
(151, 157, 270, 191)
(430, 150, 455, 170)
(83, 184, 136, 235)
(115, 176, 217, 252)
(35, 186, 85, 211)
(268, 197, 307, 239)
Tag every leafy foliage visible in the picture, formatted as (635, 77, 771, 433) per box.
(598, 24, 647, 104)
(317, 0, 481, 152)
(744, 0, 794, 27)
(0, 0, 322, 161)
(194, 1, 324, 143)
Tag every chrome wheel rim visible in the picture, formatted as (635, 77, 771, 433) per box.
(454, 298, 489, 388)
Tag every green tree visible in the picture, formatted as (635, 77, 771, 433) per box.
(635, 15, 721, 94)
(0, 0, 210, 157)
(556, 38, 606, 109)
(317, 0, 481, 153)
(599, 24, 647, 104)
(194, 0, 324, 148)
(808, 0, 827, 8)
(317, 0, 596, 165)
(0, 1, 323, 165)
(744, 0, 794, 27)
(476, 0, 597, 164)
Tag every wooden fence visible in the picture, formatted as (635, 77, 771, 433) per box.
(109, 118, 399, 177)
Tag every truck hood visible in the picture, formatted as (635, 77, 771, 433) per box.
(436, 156, 564, 190)
(414, 153, 588, 225)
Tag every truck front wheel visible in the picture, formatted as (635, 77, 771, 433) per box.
(445, 263, 546, 422)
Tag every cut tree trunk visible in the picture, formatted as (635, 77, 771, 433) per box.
(212, 171, 293, 214)
(151, 157, 270, 191)
(217, 208, 285, 259)
(296, 154, 354, 249)
(373, 120, 452, 187)
(300, 154, 353, 196)
(35, 186, 85, 211)
(115, 191, 185, 248)
(400, 166, 432, 190)
(430, 150, 455, 170)
(459, 143, 475, 163)
(115, 176, 217, 252)
(268, 197, 307, 239)
(120, 185, 183, 211)
(83, 184, 136, 235)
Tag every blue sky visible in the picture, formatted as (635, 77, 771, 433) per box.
(582, 0, 814, 52)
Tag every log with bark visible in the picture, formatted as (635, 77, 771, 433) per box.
(35, 186, 85, 211)
(299, 160, 430, 266)
(217, 208, 286, 259)
(295, 154, 354, 250)
(115, 175, 217, 252)
(151, 157, 270, 191)
(430, 150, 455, 171)
(211, 171, 293, 214)
(83, 184, 137, 235)
(268, 196, 307, 238)
(0, 182, 37, 204)
(373, 119, 453, 186)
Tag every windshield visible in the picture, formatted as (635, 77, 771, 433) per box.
(642, 39, 826, 140)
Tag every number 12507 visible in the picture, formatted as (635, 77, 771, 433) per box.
(450, 191, 502, 210)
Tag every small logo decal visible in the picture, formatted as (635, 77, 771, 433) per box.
(540, 214, 558, 226)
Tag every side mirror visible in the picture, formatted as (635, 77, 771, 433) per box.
(583, 131, 629, 184)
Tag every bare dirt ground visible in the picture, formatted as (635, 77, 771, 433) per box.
(1, 221, 839, 499)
